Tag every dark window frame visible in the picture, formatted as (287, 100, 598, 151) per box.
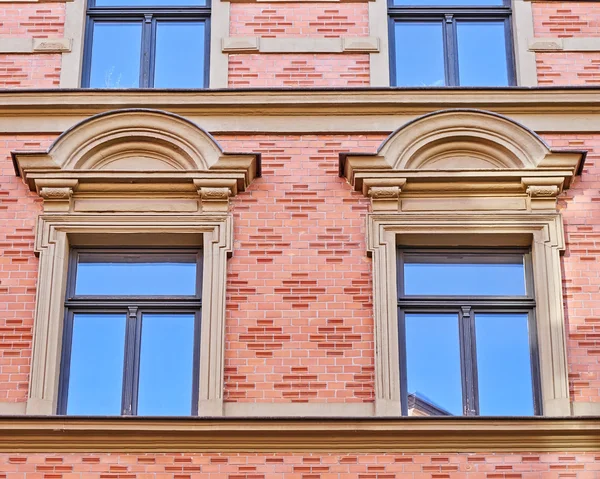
(388, 0, 516, 86)
(396, 247, 542, 416)
(82, 0, 211, 88)
(58, 248, 203, 416)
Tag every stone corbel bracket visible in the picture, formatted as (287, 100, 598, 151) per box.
(340, 109, 585, 213)
(12, 109, 261, 215)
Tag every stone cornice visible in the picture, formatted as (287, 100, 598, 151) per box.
(1, 88, 600, 114)
(0, 417, 598, 453)
(2, 88, 600, 135)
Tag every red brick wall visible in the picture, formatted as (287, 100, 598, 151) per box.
(0, 4, 65, 38)
(0, 136, 49, 402)
(229, 4, 369, 37)
(533, 2, 600, 38)
(0, 2, 64, 88)
(217, 134, 383, 402)
(545, 134, 600, 403)
(228, 55, 370, 87)
(0, 452, 598, 477)
(0, 54, 61, 88)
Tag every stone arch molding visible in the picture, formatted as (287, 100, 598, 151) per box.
(13, 109, 260, 214)
(341, 109, 585, 212)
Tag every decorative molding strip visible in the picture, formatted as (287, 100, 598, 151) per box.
(0, 417, 599, 452)
(0, 402, 26, 415)
(224, 402, 374, 417)
(222, 36, 379, 54)
(0, 0, 72, 2)
(530, 37, 600, 52)
(225, 0, 374, 3)
(572, 402, 600, 416)
(0, 38, 71, 54)
(3, 90, 600, 134)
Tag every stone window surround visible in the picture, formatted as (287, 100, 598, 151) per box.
(341, 108, 585, 416)
(11, 108, 259, 416)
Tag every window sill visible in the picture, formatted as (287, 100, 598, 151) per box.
(0, 416, 598, 452)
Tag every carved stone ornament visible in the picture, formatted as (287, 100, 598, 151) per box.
(526, 185, 560, 198)
(39, 187, 73, 200)
(200, 187, 231, 200)
(12, 109, 260, 215)
(368, 186, 400, 199)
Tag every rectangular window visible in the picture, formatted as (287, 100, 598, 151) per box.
(82, 0, 210, 88)
(397, 249, 541, 416)
(389, 0, 515, 86)
(59, 249, 202, 416)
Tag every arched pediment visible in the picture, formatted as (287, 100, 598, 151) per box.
(50, 109, 223, 172)
(13, 109, 260, 214)
(379, 109, 550, 171)
(340, 109, 585, 213)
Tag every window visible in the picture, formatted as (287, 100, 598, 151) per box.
(82, 0, 210, 88)
(389, 0, 515, 86)
(58, 249, 203, 416)
(397, 249, 541, 416)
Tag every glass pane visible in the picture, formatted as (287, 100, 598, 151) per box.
(393, 0, 502, 5)
(394, 22, 445, 87)
(403, 255, 526, 296)
(476, 313, 535, 415)
(96, 0, 206, 6)
(66, 314, 125, 415)
(154, 22, 205, 88)
(75, 256, 197, 296)
(89, 22, 142, 88)
(405, 313, 462, 416)
(137, 314, 195, 415)
(457, 21, 509, 86)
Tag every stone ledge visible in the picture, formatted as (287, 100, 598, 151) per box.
(530, 37, 600, 52)
(0, 38, 71, 54)
(0, 417, 598, 452)
(223, 36, 379, 53)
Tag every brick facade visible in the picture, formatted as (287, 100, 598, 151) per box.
(0, 0, 598, 475)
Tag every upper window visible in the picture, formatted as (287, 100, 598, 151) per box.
(82, 0, 210, 88)
(58, 249, 202, 416)
(389, 0, 515, 86)
(397, 249, 541, 417)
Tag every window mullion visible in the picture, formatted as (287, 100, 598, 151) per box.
(121, 306, 138, 415)
(140, 14, 153, 88)
(397, 307, 409, 416)
(444, 14, 458, 86)
(459, 305, 478, 416)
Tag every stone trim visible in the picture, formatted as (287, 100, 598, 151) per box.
(224, 0, 375, 3)
(0, 403, 26, 415)
(224, 402, 374, 417)
(210, 0, 230, 88)
(513, 0, 538, 86)
(25, 214, 233, 416)
(222, 37, 379, 53)
(0, 38, 71, 54)
(10, 109, 259, 416)
(340, 110, 584, 417)
(369, 0, 389, 86)
(59, 0, 86, 88)
(0, 417, 599, 452)
(3, 90, 600, 135)
(530, 37, 600, 52)
(572, 402, 600, 416)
